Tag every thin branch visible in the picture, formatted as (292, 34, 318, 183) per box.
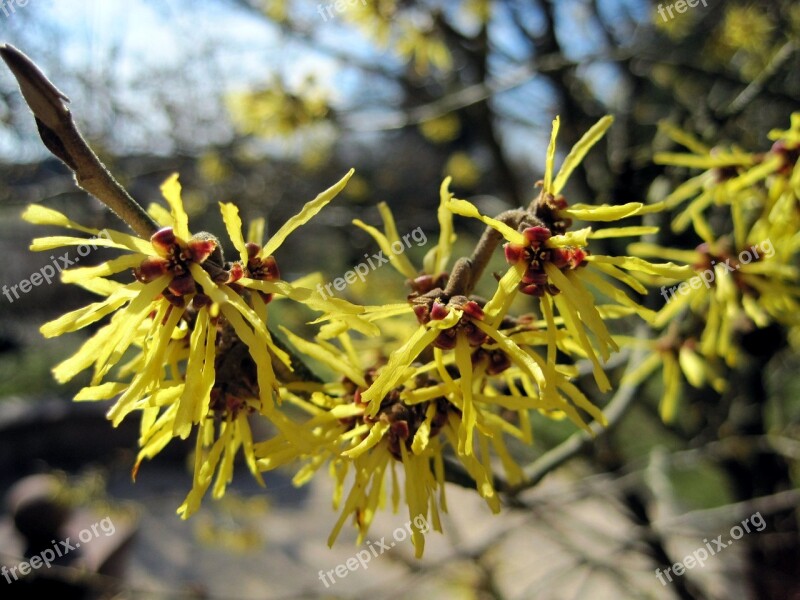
(721, 39, 799, 118)
(0, 44, 159, 238)
(442, 208, 526, 299)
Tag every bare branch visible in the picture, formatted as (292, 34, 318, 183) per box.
(0, 44, 159, 238)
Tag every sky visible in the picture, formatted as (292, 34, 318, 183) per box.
(0, 0, 653, 163)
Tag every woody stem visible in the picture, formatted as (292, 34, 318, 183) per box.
(443, 208, 527, 297)
(1, 44, 159, 238)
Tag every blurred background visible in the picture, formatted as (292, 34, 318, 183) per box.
(0, 1, 798, 598)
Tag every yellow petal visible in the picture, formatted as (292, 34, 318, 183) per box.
(262, 169, 354, 257)
(550, 291, 612, 391)
(247, 217, 265, 245)
(107, 304, 184, 425)
(626, 242, 698, 263)
(177, 427, 228, 519)
(352, 216, 417, 280)
(60, 254, 144, 283)
(174, 307, 213, 439)
(588, 226, 659, 239)
(446, 198, 526, 246)
(653, 152, 746, 169)
(425, 177, 456, 274)
(586, 261, 648, 295)
(342, 420, 390, 458)
(146, 202, 173, 227)
(219, 202, 248, 264)
(454, 334, 476, 456)
(40, 288, 132, 338)
(472, 320, 546, 389)
(160, 173, 190, 240)
(360, 326, 442, 414)
(663, 174, 707, 210)
(483, 263, 524, 326)
(579, 268, 656, 321)
(585, 255, 694, 279)
(280, 326, 367, 387)
(548, 228, 591, 248)
(411, 403, 437, 454)
(545, 265, 618, 360)
(22, 204, 97, 233)
(544, 116, 560, 193)
(30, 234, 151, 255)
(657, 121, 710, 155)
(52, 320, 117, 383)
(553, 115, 613, 194)
(678, 346, 706, 388)
(561, 202, 645, 221)
(74, 382, 129, 401)
(660, 353, 681, 423)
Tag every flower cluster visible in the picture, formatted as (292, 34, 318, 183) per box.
(24, 170, 356, 517)
(28, 113, 776, 557)
(620, 113, 800, 421)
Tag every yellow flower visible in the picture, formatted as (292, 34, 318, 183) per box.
(447, 116, 686, 391)
(631, 235, 800, 366)
(653, 117, 799, 240)
(255, 330, 527, 557)
(23, 170, 356, 516)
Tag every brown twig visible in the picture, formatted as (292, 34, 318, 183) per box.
(0, 44, 159, 238)
(442, 208, 527, 299)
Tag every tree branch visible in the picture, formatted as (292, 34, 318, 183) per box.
(0, 44, 159, 238)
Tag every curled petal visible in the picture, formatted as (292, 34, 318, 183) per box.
(261, 256, 280, 281)
(226, 262, 244, 284)
(413, 304, 430, 324)
(462, 300, 485, 321)
(188, 236, 218, 264)
(151, 227, 178, 256)
(504, 243, 525, 264)
(523, 226, 552, 246)
(135, 256, 169, 283)
(430, 300, 449, 320)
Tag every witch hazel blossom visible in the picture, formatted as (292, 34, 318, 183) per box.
(446, 116, 690, 394)
(21, 168, 357, 518)
(504, 225, 588, 297)
(7, 36, 798, 565)
(19, 109, 706, 558)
